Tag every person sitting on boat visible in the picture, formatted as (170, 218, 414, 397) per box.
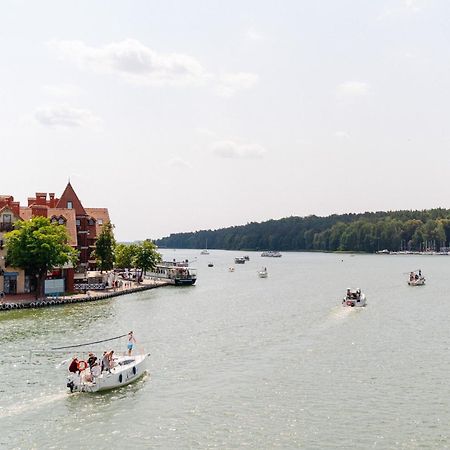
(87, 352, 97, 369)
(415, 273, 419, 280)
(101, 351, 110, 373)
(108, 350, 115, 369)
(346, 288, 351, 299)
(410, 272, 414, 282)
(91, 362, 101, 378)
(356, 289, 361, 300)
(127, 331, 136, 356)
(68, 356, 79, 374)
(419, 269, 422, 277)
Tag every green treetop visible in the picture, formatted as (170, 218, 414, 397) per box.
(115, 243, 138, 269)
(5, 216, 78, 298)
(94, 221, 116, 272)
(134, 240, 162, 282)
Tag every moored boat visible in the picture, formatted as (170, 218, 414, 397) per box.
(235, 257, 246, 264)
(342, 288, 366, 307)
(148, 260, 197, 285)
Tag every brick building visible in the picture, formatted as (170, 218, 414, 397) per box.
(0, 183, 110, 295)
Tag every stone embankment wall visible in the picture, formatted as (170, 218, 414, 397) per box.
(0, 281, 169, 311)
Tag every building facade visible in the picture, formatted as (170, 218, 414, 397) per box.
(0, 183, 110, 295)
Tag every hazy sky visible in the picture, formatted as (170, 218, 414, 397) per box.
(1, 0, 449, 241)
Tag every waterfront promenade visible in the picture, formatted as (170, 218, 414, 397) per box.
(0, 279, 169, 311)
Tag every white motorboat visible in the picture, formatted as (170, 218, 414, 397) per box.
(408, 270, 425, 286)
(67, 353, 149, 393)
(258, 267, 268, 278)
(342, 288, 366, 307)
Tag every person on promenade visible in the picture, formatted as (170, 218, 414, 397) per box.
(127, 331, 136, 355)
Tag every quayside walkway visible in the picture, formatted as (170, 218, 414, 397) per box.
(0, 279, 169, 311)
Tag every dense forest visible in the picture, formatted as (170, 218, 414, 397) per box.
(154, 209, 450, 253)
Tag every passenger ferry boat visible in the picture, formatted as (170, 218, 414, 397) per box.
(67, 353, 149, 393)
(261, 251, 282, 257)
(148, 260, 197, 285)
(342, 288, 366, 307)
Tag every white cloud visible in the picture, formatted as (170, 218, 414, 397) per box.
(34, 104, 101, 128)
(168, 157, 192, 169)
(211, 140, 266, 159)
(335, 131, 350, 139)
(50, 39, 209, 86)
(246, 27, 264, 41)
(42, 84, 83, 98)
(380, 0, 427, 18)
(336, 81, 370, 97)
(216, 72, 259, 97)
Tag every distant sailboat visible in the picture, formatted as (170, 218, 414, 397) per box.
(200, 239, 210, 255)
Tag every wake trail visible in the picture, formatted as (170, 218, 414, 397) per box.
(0, 391, 67, 419)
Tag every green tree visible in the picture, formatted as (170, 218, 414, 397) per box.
(115, 243, 138, 269)
(94, 222, 116, 272)
(134, 240, 162, 282)
(5, 216, 78, 299)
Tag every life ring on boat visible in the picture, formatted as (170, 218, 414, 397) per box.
(346, 301, 352, 306)
(77, 360, 88, 371)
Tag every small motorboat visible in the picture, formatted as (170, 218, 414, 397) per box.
(67, 353, 149, 393)
(258, 267, 268, 278)
(235, 257, 246, 264)
(342, 288, 366, 307)
(228, 267, 235, 272)
(208, 262, 214, 267)
(408, 270, 425, 286)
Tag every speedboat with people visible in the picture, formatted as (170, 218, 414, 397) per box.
(235, 257, 246, 264)
(67, 352, 149, 393)
(342, 288, 366, 307)
(258, 267, 268, 278)
(408, 270, 425, 286)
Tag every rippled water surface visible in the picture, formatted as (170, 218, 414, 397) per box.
(1, 250, 450, 449)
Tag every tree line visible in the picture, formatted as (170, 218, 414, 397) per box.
(154, 208, 450, 253)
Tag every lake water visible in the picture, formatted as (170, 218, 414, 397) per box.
(1, 250, 450, 449)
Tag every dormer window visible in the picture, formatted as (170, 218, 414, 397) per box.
(67, 201, 73, 209)
(58, 217, 65, 225)
(98, 219, 103, 225)
(88, 219, 95, 226)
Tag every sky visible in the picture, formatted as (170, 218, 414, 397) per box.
(1, 0, 449, 241)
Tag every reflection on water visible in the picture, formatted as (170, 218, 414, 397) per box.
(1, 250, 450, 448)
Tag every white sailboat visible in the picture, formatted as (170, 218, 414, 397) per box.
(67, 353, 149, 393)
(200, 239, 209, 255)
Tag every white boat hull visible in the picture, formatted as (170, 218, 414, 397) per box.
(258, 271, 268, 278)
(408, 278, 425, 286)
(67, 353, 148, 393)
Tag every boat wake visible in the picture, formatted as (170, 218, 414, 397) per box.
(0, 391, 67, 419)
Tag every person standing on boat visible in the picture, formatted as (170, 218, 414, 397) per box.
(127, 331, 136, 355)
